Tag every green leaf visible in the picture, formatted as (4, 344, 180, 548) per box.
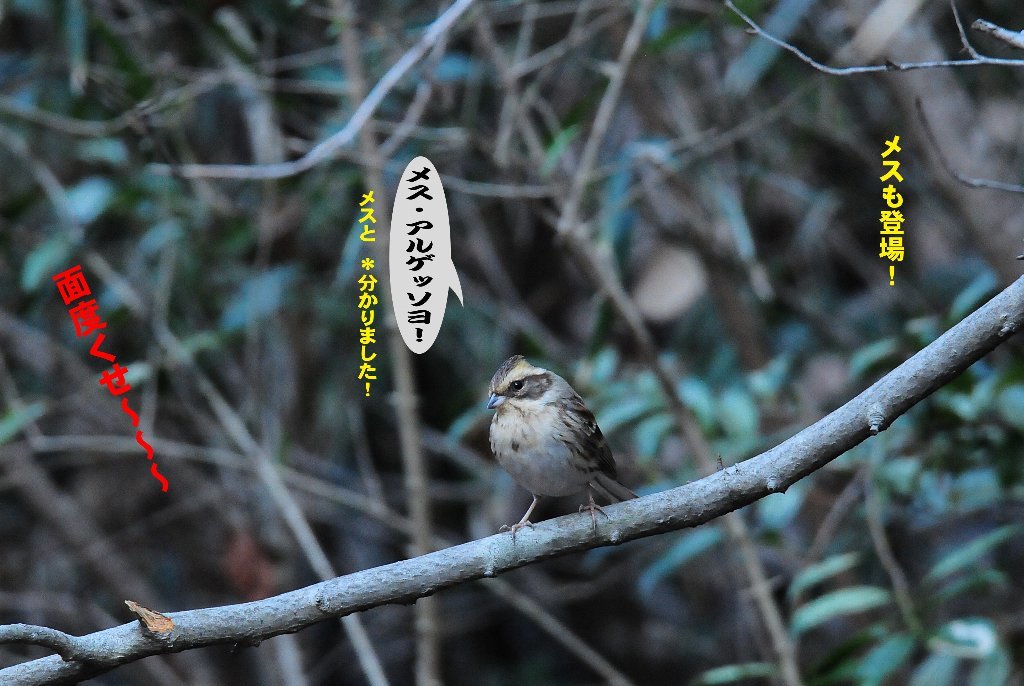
(791, 586, 890, 635)
(588, 348, 619, 384)
(788, 552, 861, 602)
(926, 525, 1022, 582)
(856, 634, 915, 686)
(949, 271, 997, 321)
(939, 391, 980, 421)
(757, 481, 805, 531)
(930, 618, 998, 659)
(11, 0, 48, 17)
(935, 569, 1007, 604)
(905, 315, 940, 347)
(0, 402, 47, 446)
(950, 468, 1002, 511)
(878, 457, 920, 495)
(996, 385, 1024, 431)
(600, 157, 635, 264)
(717, 386, 759, 438)
(540, 124, 580, 178)
(747, 356, 790, 398)
(77, 138, 128, 165)
(597, 395, 654, 434)
(446, 405, 487, 444)
(21, 236, 72, 291)
(848, 338, 899, 379)
(435, 53, 481, 83)
(637, 526, 722, 595)
(648, 22, 705, 56)
(633, 412, 674, 460)
(971, 647, 1011, 686)
(909, 652, 958, 686)
(690, 662, 777, 685)
(88, 16, 153, 98)
(139, 219, 184, 256)
(176, 330, 222, 357)
(66, 176, 114, 225)
(219, 266, 298, 330)
(807, 625, 883, 683)
(678, 377, 715, 428)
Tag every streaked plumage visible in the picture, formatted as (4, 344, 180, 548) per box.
(486, 355, 636, 534)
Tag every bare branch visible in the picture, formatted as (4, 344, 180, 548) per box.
(147, 0, 478, 180)
(723, 0, 1024, 75)
(556, 0, 656, 239)
(484, 579, 634, 686)
(334, 0, 442, 680)
(4, 274, 1023, 685)
(0, 625, 81, 662)
(949, 0, 982, 60)
(864, 455, 922, 635)
(915, 99, 1024, 194)
(971, 19, 1024, 51)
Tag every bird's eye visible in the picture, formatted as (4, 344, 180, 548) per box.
(509, 380, 524, 392)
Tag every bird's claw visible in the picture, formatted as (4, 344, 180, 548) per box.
(580, 495, 609, 532)
(500, 519, 534, 542)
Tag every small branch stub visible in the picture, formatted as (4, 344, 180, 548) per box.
(124, 600, 174, 637)
(867, 403, 886, 435)
(999, 314, 1019, 337)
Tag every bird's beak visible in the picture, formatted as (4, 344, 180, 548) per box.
(486, 393, 505, 410)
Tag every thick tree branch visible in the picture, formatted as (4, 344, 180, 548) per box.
(3, 275, 1023, 685)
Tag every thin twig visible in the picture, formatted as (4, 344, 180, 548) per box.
(949, 0, 982, 60)
(484, 579, 634, 686)
(803, 470, 864, 564)
(4, 273, 1023, 684)
(0, 626, 80, 662)
(335, 1, 441, 682)
(0, 94, 132, 137)
(556, 0, 656, 239)
(915, 98, 1024, 194)
(864, 451, 922, 635)
(155, 327, 391, 686)
(972, 19, 1024, 51)
(0, 122, 83, 242)
(378, 35, 449, 160)
(439, 175, 557, 198)
(723, 0, 1024, 75)
(507, 8, 625, 79)
(148, 0, 478, 180)
(0, 75, 220, 138)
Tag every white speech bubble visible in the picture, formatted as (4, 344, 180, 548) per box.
(389, 156, 463, 354)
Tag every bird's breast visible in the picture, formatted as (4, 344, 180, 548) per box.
(489, 404, 590, 497)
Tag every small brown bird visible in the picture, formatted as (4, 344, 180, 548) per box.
(486, 355, 636, 535)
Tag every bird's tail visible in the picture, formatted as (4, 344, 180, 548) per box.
(590, 473, 637, 503)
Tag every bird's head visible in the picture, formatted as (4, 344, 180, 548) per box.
(486, 355, 556, 411)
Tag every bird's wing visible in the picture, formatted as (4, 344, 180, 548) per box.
(561, 392, 617, 479)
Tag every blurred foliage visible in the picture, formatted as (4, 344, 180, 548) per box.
(1, 0, 1024, 684)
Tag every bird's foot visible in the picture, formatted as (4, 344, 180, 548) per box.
(580, 493, 608, 532)
(499, 519, 534, 541)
